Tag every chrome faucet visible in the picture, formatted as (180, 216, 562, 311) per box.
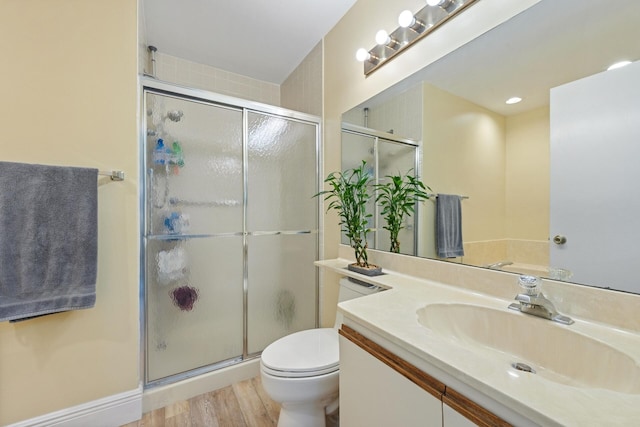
(487, 260, 513, 270)
(508, 275, 574, 325)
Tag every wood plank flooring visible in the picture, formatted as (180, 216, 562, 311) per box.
(121, 376, 280, 427)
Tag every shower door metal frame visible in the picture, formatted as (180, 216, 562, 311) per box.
(341, 123, 422, 255)
(140, 77, 322, 388)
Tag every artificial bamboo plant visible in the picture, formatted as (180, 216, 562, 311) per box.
(315, 160, 377, 270)
(376, 170, 431, 253)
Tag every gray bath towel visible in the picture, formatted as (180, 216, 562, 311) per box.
(436, 194, 464, 258)
(0, 162, 98, 322)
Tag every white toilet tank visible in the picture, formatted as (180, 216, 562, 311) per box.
(338, 277, 384, 301)
(335, 278, 384, 328)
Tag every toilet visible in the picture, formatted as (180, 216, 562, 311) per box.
(260, 278, 383, 427)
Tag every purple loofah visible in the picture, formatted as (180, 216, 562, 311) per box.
(170, 285, 198, 311)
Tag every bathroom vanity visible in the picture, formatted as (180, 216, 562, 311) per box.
(316, 256, 640, 426)
(339, 325, 505, 427)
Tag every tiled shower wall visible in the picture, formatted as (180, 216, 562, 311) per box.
(145, 51, 281, 106)
(342, 84, 423, 142)
(280, 42, 323, 117)
(140, 45, 325, 113)
(367, 86, 422, 141)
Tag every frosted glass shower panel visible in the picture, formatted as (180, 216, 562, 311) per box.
(377, 139, 418, 255)
(145, 92, 244, 236)
(143, 82, 320, 386)
(341, 131, 375, 170)
(247, 112, 318, 232)
(146, 236, 244, 382)
(340, 131, 377, 246)
(246, 234, 317, 354)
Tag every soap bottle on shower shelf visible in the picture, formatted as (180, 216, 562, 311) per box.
(169, 141, 185, 174)
(164, 211, 190, 235)
(153, 138, 167, 165)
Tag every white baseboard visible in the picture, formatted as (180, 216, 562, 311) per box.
(7, 387, 142, 427)
(143, 358, 260, 413)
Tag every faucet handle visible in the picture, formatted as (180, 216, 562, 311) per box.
(518, 275, 541, 295)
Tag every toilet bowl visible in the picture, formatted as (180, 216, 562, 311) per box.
(260, 278, 384, 427)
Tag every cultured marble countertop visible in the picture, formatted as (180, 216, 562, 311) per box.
(316, 258, 640, 426)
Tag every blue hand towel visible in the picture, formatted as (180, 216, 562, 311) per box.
(0, 162, 98, 322)
(436, 194, 464, 258)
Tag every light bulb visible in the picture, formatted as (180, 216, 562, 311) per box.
(398, 10, 415, 28)
(505, 97, 522, 105)
(375, 29, 390, 46)
(426, 0, 445, 6)
(356, 48, 370, 62)
(608, 60, 632, 70)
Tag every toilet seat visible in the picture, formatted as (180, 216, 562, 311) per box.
(261, 328, 339, 378)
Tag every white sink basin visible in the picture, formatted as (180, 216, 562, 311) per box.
(416, 303, 640, 394)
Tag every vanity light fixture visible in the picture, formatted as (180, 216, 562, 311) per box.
(375, 30, 390, 45)
(398, 10, 416, 28)
(356, 0, 480, 76)
(607, 60, 632, 71)
(356, 48, 381, 64)
(375, 30, 400, 49)
(506, 97, 522, 105)
(427, 0, 457, 13)
(398, 10, 427, 33)
(356, 48, 371, 62)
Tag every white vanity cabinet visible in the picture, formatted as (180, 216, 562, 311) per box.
(339, 335, 443, 427)
(339, 325, 511, 427)
(443, 403, 477, 427)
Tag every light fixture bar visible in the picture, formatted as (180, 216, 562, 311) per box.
(359, 0, 480, 76)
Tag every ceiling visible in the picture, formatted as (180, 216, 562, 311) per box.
(142, 0, 640, 112)
(141, 0, 356, 84)
(356, 0, 640, 116)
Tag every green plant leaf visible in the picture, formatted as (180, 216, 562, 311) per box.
(374, 169, 432, 253)
(313, 160, 374, 267)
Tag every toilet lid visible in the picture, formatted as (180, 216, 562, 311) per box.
(261, 328, 339, 378)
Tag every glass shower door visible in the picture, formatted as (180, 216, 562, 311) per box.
(340, 130, 376, 248)
(377, 138, 420, 255)
(246, 112, 319, 354)
(144, 91, 245, 383)
(341, 127, 420, 255)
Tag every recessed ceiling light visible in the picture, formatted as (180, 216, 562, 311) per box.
(505, 97, 522, 105)
(607, 60, 632, 71)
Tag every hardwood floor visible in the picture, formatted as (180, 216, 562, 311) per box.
(121, 376, 280, 427)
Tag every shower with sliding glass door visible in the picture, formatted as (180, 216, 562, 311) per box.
(141, 78, 320, 387)
(341, 123, 421, 256)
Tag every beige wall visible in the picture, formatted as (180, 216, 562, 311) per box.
(422, 83, 506, 259)
(281, 41, 323, 116)
(0, 1, 139, 424)
(321, 0, 541, 325)
(505, 106, 550, 240)
(420, 101, 550, 268)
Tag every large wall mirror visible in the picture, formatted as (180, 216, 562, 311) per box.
(342, 0, 640, 294)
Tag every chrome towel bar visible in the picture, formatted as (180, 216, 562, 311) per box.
(98, 170, 125, 181)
